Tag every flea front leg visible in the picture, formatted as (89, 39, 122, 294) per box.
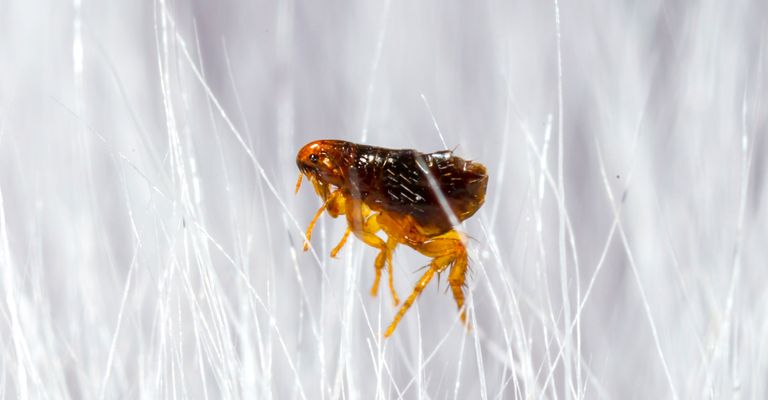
(303, 189, 345, 251)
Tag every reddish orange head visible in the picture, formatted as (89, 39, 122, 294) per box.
(295, 140, 351, 199)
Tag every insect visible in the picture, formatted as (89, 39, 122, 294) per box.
(295, 140, 488, 337)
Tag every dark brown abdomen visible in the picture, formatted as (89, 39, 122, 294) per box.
(345, 146, 488, 234)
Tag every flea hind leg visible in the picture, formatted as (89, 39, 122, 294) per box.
(384, 230, 468, 337)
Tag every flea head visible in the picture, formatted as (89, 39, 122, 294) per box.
(296, 140, 349, 199)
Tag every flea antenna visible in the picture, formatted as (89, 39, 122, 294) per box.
(295, 173, 303, 194)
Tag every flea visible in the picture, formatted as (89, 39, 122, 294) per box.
(296, 140, 488, 337)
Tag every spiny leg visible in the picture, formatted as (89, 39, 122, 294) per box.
(383, 254, 452, 337)
(384, 231, 469, 337)
(414, 231, 470, 325)
(447, 248, 469, 325)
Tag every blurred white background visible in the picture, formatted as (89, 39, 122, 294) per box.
(1, 0, 766, 398)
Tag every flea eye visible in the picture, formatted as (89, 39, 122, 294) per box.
(309, 153, 319, 163)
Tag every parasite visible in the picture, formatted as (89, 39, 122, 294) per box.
(296, 140, 488, 337)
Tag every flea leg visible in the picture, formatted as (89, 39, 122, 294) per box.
(303, 203, 326, 251)
(353, 228, 387, 296)
(345, 208, 399, 305)
(325, 189, 347, 218)
(414, 231, 469, 325)
(447, 249, 468, 325)
(385, 237, 400, 305)
(361, 215, 399, 305)
(371, 236, 399, 305)
(383, 254, 452, 337)
(355, 215, 398, 304)
(303, 190, 345, 251)
(384, 230, 469, 337)
(330, 227, 351, 258)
